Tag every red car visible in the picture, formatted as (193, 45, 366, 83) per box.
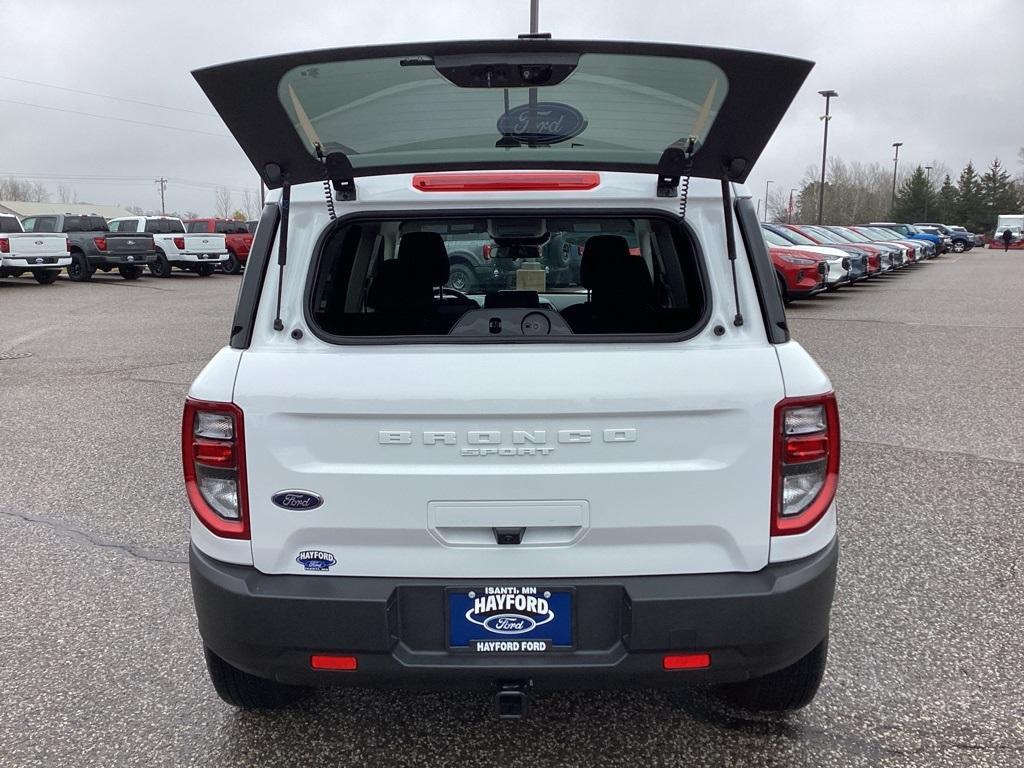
(783, 224, 883, 277)
(770, 245, 828, 302)
(184, 218, 253, 274)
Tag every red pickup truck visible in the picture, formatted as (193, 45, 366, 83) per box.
(184, 218, 252, 274)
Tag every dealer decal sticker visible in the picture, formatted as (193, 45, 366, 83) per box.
(296, 550, 336, 571)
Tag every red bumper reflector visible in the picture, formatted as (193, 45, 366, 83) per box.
(663, 653, 711, 670)
(412, 171, 600, 192)
(311, 654, 358, 671)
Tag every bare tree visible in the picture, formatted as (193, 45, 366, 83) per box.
(57, 184, 78, 204)
(126, 205, 145, 215)
(214, 187, 234, 219)
(0, 177, 50, 202)
(241, 189, 260, 220)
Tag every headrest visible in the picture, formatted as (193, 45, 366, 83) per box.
(397, 231, 450, 288)
(484, 290, 540, 309)
(579, 235, 631, 290)
(367, 259, 409, 311)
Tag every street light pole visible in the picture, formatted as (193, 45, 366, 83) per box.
(789, 187, 797, 223)
(890, 142, 903, 212)
(923, 165, 933, 220)
(817, 90, 838, 224)
(763, 179, 774, 222)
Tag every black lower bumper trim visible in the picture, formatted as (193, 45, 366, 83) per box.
(191, 540, 838, 690)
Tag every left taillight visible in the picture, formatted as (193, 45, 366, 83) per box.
(93, 237, 107, 251)
(182, 398, 248, 539)
(0, 238, 9, 253)
(771, 392, 840, 536)
(173, 236, 185, 250)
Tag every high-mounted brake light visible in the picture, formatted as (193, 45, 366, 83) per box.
(0, 238, 8, 253)
(182, 398, 248, 539)
(93, 237, 107, 251)
(173, 236, 186, 250)
(771, 392, 840, 536)
(412, 171, 600, 192)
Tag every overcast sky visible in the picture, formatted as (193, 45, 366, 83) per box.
(2, 0, 1021, 215)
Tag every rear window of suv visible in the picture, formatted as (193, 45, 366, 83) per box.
(307, 215, 707, 342)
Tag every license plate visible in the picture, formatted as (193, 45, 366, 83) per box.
(447, 586, 574, 653)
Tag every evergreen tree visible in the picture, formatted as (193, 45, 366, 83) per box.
(955, 162, 986, 233)
(935, 174, 958, 222)
(980, 159, 1022, 233)
(892, 165, 934, 222)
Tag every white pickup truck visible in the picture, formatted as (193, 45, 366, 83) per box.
(108, 215, 227, 277)
(0, 214, 70, 284)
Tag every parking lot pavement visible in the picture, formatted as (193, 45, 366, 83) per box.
(1, 254, 1022, 767)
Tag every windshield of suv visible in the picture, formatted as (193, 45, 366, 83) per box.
(277, 53, 728, 172)
(761, 228, 792, 247)
(825, 227, 862, 243)
(771, 227, 817, 247)
(802, 226, 845, 244)
(308, 215, 706, 340)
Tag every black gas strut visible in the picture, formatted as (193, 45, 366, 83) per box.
(273, 175, 290, 332)
(720, 174, 744, 328)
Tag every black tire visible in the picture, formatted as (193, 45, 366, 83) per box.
(775, 272, 790, 305)
(222, 251, 242, 275)
(67, 252, 92, 282)
(203, 646, 309, 709)
(149, 250, 172, 277)
(118, 265, 144, 280)
(197, 263, 215, 277)
(33, 270, 59, 285)
(447, 263, 475, 293)
(715, 636, 829, 712)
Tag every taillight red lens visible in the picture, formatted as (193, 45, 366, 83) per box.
(93, 237, 107, 251)
(771, 393, 840, 536)
(0, 237, 9, 253)
(663, 653, 711, 670)
(66, 239, 71, 252)
(182, 398, 248, 539)
(482, 244, 492, 260)
(412, 171, 600, 192)
(311, 654, 358, 671)
(173, 236, 185, 250)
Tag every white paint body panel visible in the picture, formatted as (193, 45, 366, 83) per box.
(188, 173, 838, 577)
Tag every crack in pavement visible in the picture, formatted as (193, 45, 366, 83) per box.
(843, 438, 1023, 467)
(0, 508, 187, 565)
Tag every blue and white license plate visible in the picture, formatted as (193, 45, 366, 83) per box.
(448, 586, 574, 653)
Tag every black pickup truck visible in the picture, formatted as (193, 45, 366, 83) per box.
(20, 213, 156, 281)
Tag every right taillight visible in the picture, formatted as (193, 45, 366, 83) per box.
(182, 398, 248, 539)
(772, 393, 840, 536)
(482, 244, 492, 260)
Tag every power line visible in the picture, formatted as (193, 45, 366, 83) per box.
(0, 171, 256, 196)
(0, 75, 218, 117)
(0, 98, 231, 138)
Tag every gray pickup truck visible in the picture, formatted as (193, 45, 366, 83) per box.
(21, 213, 156, 281)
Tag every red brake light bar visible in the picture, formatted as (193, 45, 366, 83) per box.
(412, 171, 600, 192)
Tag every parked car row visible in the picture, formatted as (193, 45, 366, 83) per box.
(763, 222, 944, 303)
(0, 212, 254, 285)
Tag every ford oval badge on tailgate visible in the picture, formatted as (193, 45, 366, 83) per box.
(272, 490, 324, 510)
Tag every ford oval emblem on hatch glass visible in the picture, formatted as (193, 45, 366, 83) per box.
(496, 102, 587, 146)
(272, 490, 324, 510)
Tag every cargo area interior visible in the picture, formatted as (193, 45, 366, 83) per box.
(308, 215, 707, 339)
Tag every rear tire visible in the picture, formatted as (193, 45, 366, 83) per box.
(203, 646, 309, 709)
(67, 252, 92, 282)
(714, 636, 829, 712)
(118, 265, 143, 280)
(33, 270, 59, 285)
(149, 250, 171, 278)
(197, 263, 215, 277)
(952, 240, 966, 253)
(222, 251, 242, 274)
(447, 263, 475, 292)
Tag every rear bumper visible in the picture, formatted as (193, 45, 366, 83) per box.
(174, 252, 228, 263)
(91, 252, 156, 266)
(190, 538, 838, 690)
(1, 256, 71, 268)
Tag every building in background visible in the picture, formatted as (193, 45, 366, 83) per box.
(0, 201, 134, 220)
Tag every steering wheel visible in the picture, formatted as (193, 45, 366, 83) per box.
(438, 287, 474, 303)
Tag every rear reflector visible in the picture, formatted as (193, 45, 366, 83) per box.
(663, 653, 711, 670)
(311, 654, 358, 671)
(412, 171, 600, 192)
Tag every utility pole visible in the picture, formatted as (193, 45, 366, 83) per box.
(924, 165, 933, 220)
(789, 188, 797, 223)
(817, 90, 838, 224)
(155, 177, 167, 215)
(763, 180, 774, 222)
(890, 142, 903, 213)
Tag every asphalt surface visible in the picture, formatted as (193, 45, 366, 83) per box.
(1, 252, 1022, 767)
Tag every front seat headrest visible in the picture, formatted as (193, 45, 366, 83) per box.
(579, 235, 631, 290)
(367, 259, 409, 311)
(397, 231, 450, 288)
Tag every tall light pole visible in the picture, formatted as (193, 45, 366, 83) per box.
(789, 187, 798, 223)
(763, 179, 774, 222)
(817, 90, 838, 224)
(890, 142, 903, 212)
(923, 165, 933, 220)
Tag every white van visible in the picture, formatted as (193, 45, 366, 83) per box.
(185, 39, 840, 718)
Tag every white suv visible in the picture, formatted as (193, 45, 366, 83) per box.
(185, 40, 840, 718)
